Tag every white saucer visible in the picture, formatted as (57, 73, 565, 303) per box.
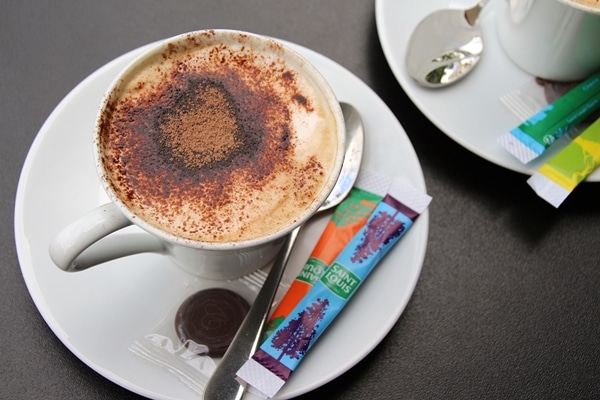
(375, 0, 600, 181)
(14, 38, 429, 399)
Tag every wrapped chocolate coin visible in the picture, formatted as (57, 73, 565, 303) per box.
(174, 288, 250, 357)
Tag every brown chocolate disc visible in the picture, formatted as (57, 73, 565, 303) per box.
(174, 288, 250, 357)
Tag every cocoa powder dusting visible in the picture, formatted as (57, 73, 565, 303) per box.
(100, 37, 331, 242)
(160, 81, 240, 169)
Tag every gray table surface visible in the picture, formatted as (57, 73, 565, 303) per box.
(2, 1, 600, 399)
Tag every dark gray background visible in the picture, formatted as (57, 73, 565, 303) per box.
(2, 1, 599, 399)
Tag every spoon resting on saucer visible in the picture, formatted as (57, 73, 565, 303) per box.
(203, 101, 364, 400)
(406, 0, 489, 88)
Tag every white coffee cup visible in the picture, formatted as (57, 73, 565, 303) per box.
(496, 0, 600, 81)
(49, 29, 345, 280)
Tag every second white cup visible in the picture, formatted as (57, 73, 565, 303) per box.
(497, 0, 600, 81)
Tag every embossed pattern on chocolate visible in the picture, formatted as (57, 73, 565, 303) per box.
(174, 288, 250, 358)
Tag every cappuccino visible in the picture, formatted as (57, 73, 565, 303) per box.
(565, 0, 600, 10)
(97, 31, 342, 243)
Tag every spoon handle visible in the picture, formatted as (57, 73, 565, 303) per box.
(465, 0, 490, 26)
(203, 226, 301, 400)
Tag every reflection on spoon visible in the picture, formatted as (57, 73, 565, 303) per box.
(406, 0, 489, 88)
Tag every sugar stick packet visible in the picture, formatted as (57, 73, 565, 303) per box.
(236, 179, 432, 398)
(498, 70, 600, 164)
(262, 169, 391, 340)
(527, 116, 600, 207)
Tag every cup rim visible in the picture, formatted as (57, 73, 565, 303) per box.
(93, 29, 346, 251)
(557, 0, 600, 14)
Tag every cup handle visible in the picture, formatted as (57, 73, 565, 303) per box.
(49, 202, 166, 272)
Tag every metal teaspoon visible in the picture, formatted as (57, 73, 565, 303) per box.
(203, 102, 365, 400)
(406, 0, 489, 88)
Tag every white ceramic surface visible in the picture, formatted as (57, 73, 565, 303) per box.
(375, 0, 600, 181)
(14, 39, 429, 399)
(497, 0, 600, 81)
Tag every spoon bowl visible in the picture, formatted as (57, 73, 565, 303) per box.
(406, 0, 489, 88)
(203, 101, 365, 400)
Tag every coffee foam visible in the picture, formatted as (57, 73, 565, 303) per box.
(98, 31, 341, 243)
(563, 0, 600, 11)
